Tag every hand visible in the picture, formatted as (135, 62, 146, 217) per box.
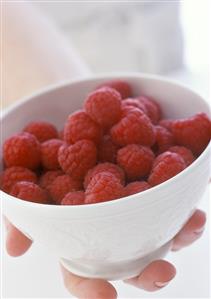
(4, 209, 206, 298)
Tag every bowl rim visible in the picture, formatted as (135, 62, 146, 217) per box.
(1, 72, 211, 210)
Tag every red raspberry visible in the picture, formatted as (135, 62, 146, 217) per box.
(61, 191, 85, 205)
(58, 140, 97, 180)
(153, 125, 175, 153)
(137, 96, 161, 124)
(23, 121, 58, 143)
(168, 146, 195, 166)
(111, 109, 155, 147)
(98, 135, 119, 163)
(10, 181, 49, 204)
(148, 151, 186, 186)
(0, 167, 37, 193)
(172, 113, 211, 155)
(121, 98, 147, 117)
(96, 80, 132, 99)
(85, 171, 124, 204)
(121, 104, 136, 118)
(39, 170, 63, 190)
(84, 87, 122, 129)
(41, 139, 64, 170)
(64, 110, 102, 144)
(158, 119, 173, 131)
(49, 174, 82, 204)
(3, 132, 41, 170)
(124, 181, 150, 196)
(117, 144, 154, 181)
(84, 162, 125, 189)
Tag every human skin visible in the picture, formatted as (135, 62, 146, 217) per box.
(2, 2, 207, 298)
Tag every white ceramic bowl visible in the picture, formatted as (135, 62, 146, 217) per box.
(1, 73, 210, 281)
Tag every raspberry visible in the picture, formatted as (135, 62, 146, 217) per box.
(58, 140, 97, 180)
(61, 191, 85, 205)
(111, 109, 155, 147)
(41, 139, 64, 170)
(0, 167, 37, 193)
(98, 135, 119, 163)
(158, 119, 173, 131)
(121, 104, 136, 118)
(85, 171, 124, 204)
(64, 110, 102, 144)
(137, 96, 161, 124)
(84, 87, 122, 129)
(124, 181, 150, 196)
(121, 99, 147, 118)
(172, 113, 211, 155)
(96, 80, 132, 99)
(10, 181, 49, 204)
(117, 144, 154, 181)
(3, 132, 41, 170)
(23, 121, 58, 143)
(49, 174, 82, 204)
(84, 162, 125, 189)
(148, 151, 186, 186)
(168, 146, 195, 166)
(39, 170, 63, 190)
(153, 125, 175, 153)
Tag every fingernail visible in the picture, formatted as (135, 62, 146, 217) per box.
(194, 227, 205, 235)
(154, 281, 170, 288)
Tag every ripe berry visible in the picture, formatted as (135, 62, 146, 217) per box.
(172, 113, 211, 155)
(61, 191, 85, 205)
(148, 151, 186, 186)
(84, 162, 125, 189)
(23, 121, 58, 142)
(41, 139, 64, 170)
(121, 98, 147, 116)
(158, 119, 173, 131)
(64, 110, 102, 145)
(84, 87, 122, 129)
(49, 174, 82, 204)
(111, 109, 155, 147)
(117, 144, 154, 180)
(3, 132, 41, 170)
(58, 140, 97, 180)
(0, 167, 37, 193)
(153, 125, 175, 153)
(137, 96, 161, 124)
(168, 146, 195, 166)
(96, 80, 132, 99)
(10, 181, 49, 204)
(39, 170, 64, 190)
(124, 181, 150, 196)
(85, 171, 124, 204)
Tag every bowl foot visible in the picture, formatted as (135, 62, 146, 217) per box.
(60, 240, 172, 281)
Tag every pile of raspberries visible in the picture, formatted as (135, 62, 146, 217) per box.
(1, 80, 211, 205)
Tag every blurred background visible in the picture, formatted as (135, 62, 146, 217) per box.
(35, 0, 209, 92)
(2, 0, 210, 298)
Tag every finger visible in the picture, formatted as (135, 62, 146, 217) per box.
(4, 217, 32, 257)
(60, 265, 117, 299)
(124, 260, 176, 292)
(172, 209, 206, 251)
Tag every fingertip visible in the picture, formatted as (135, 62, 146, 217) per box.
(6, 222, 32, 257)
(125, 260, 176, 292)
(61, 265, 117, 299)
(172, 209, 206, 251)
